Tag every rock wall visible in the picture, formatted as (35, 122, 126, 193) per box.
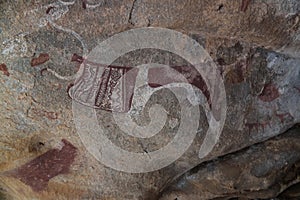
(0, 0, 299, 199)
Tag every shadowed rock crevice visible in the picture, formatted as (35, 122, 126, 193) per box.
(159, 126, 300, 200)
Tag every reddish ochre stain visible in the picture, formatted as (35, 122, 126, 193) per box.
(258, 83, 280, 102)
(241, 0, 251, 12)
(10, 139, 77, 192)
(94, 65, 138, 112)
(31, 53, 50, 67)
(32, 108, 58, 120)
(0, 63, 10, 76)
(245, 121, 270, 133)
(276, 112, 293, 123)
(71, 53, 84, 64)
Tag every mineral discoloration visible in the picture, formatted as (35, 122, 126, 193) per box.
(31, 53, 50, 67)
(29, 141, 45, 153)
(9, 139, 77, 192)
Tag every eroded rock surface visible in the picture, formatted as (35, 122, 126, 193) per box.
(160, 127, 300, 200)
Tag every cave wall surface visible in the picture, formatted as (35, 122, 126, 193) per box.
(0, 0, 299, 200)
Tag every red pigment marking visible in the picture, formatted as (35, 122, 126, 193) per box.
(94, 66, 138, 112)
(40, 68, 48, 76)
(245, 123, 257, 133)
(69, 59, 137, 112)
(31, 53, 50, 67)
(70, 60, 212, 112)
(82, 0, 87, 9)
(67, 83, 74, 97)
(32, 108, 58, 120)
(245, 121, 270, 133)
(275, 112, 293, 123)
(258, 83, 280, 102)
(46, 6, 55, 14)
(10, 139, 77, 192)
(71, 53, 84, 64)
(148, 66, 211, 108)
(241, 0, 251, 12)
(294, 86, 300, 93)
(0, 63, 9, 76)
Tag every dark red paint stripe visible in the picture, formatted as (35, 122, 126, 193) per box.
(9, 139, 77, 192)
